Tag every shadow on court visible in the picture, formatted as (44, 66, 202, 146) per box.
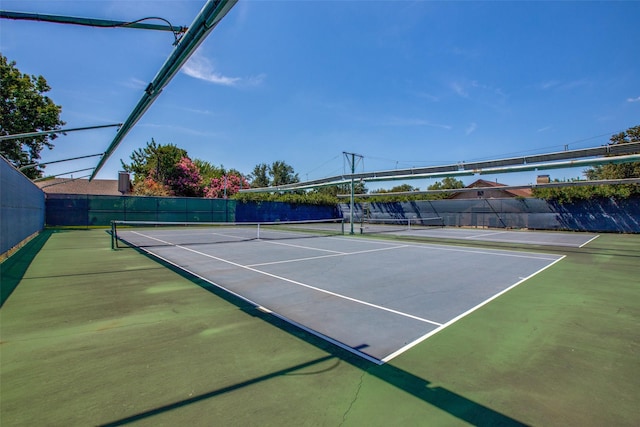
(1, 230, 51, 307)
(99, 252, 527, 427)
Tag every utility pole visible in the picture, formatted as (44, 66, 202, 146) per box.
(343, 152, 363, 235)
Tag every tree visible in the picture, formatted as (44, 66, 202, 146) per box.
(533, 126, 640, 201)
(122, 140, 205, 197)
(428, 177, 464, 190)
(311, 182, 367, 197)
(193, 159, 226, 181)
(204, 173, 250, 198)
(585, 125, 640, 180)
(0, 55, 65, 178)
(270, 160, 299, 186)
(250, 161, 299, 187)
(167, 157, 204, 197)
(250, 163, 270, 187)
(121, 139, 187, 184)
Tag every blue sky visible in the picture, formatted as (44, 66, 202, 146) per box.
(2, 0, 639, 189)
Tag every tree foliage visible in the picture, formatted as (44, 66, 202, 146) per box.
(0, 55, 65, 178)
(584, 125, 640, 180)
(533, 125, 640, 202)
(121, 139, 187, 185)
(428, 177, 464, 191)
(270, 160, 299, 186)
(205, 173, 250, 199)
(123, 140, 249, 198)
(250, 163, 270, 188)
(372, 184, 419, 193)
(234, 191, 338, 206)
(250, 161, 299, 187)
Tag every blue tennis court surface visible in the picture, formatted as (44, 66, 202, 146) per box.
(117, 228, 566, 363)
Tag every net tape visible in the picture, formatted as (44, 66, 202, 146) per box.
(358, 217, 444, 234)
(111, 219, 345, 249)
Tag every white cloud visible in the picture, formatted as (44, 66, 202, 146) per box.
(182, 52, 264, 87)
(465, 122, 477, 135)
(451, 82, 468, 98)
(627, 96, 640, 103)
(383, 117, 451, 129)
(537, 79, 590, 91)
(124, 77, 147, 90)
(415, 91, 439, 102)
(538, 80, 560, 90)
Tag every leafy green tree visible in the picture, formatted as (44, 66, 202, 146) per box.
(250, 163, 270, 187)
(270, 160, 299, 186)
(250, 161, 299, 187)
(0, 55, 65, 178)
(193, 159, 226, 181)
(533, 125, 640, 201)
(428, 177, 464, 190)
(121, 139, 186, 184)
(122, 140, 207, 197)
(585, 125, 640, 180)
(311, 182, 367, 197)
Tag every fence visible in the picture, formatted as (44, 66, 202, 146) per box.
(45, 195, 340, 226)
(340, 196, 640, 233)
(39, 193, 640, 233)
(46, 195, 235, 226)
(1, 157, 45, 257)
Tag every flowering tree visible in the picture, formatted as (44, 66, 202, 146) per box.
(124, 141, 254, 198)
(204, 173, 250, 198)
(133, 173, 173, 196)
(167, 157, 204, 197)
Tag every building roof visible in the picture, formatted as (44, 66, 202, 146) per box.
(450, 179, 532, 198)
(35, 178, 124, 195)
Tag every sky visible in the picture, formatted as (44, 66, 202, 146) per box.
(1, 0, 639, 190)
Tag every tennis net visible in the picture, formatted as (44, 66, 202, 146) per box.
(110, 218, 345, 249)
(358, 217, 444, 234)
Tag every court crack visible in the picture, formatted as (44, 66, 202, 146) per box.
(340, 371, 365, 425)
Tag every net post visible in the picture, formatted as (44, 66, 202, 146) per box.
(257, 223, 261, 240)
(110, 220, 115, 250)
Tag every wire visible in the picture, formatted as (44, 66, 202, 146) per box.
(117, 17, 188, 45)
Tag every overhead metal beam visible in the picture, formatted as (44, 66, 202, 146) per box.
(35, 174, 93, 188)
(337, 178, 640, 198)
(240, 152, 640, 193)
(0, 10, 187, 34)
(19, 153, 104, 171)
(33, 167, 95, 182)
(90, 0, 238, 180)
(0, 123, 122, 141)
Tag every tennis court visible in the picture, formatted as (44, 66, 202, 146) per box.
(114, 221, 566, 363)
(3, 228, 639, 426)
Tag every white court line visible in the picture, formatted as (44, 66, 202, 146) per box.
(465, 230, 510, 239)
(331, 234, 562, 260)
(381, 255, 567, 362)
(259, 239, 346, 254)
(129, 231, 441, 327)
(247, 244, 410, 267)
(579, 234, 600, 248)
(408, 242, 561, 261)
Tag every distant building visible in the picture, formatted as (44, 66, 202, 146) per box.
(536, 175, 551, 184)
(35, 178, 128, 196)
(448, 179, 532, 199)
